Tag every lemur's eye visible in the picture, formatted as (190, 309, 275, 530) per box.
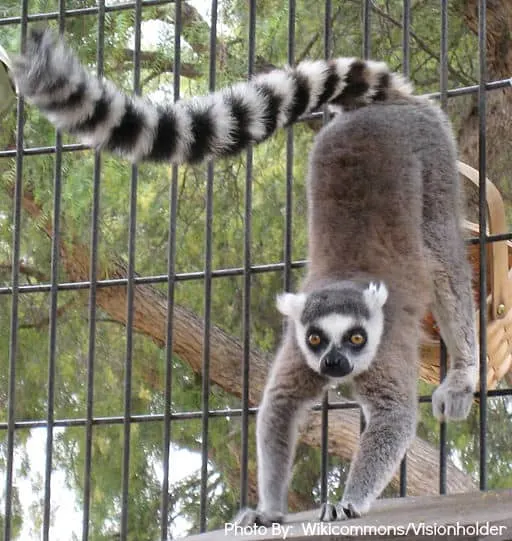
(350, 333, 366, 346)
(308, 334, 322, 347)
(344, 328, 367, 348)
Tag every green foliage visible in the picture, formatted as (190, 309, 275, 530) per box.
(0, 1, 509, 540)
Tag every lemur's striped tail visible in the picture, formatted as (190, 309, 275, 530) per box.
(13, 29, 414, 165)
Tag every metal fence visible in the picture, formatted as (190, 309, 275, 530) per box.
(0, 0, 512, 540)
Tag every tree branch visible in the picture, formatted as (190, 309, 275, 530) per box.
(0, 261, 49, 282)
(368, 0, 474, 86)
(19, 296, 82, 330)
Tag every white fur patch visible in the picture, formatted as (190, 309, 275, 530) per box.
(315, 313, 356, 343)
(276, 292, 307, 319)
(171, 102, 195, 164)
(390, 73, 414, 96)
(253, 70, 295, 128)
(363, 282, 388, 310)
(363, 60, 389, 100)
(227, 83, 268, 142)
(210, 98, 235, 156)
(331, 57, 356, 97)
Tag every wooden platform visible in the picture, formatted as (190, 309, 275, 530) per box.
(187, 490, 512, 540)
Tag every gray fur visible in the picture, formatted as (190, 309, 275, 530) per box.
(235, 96, 477, 526)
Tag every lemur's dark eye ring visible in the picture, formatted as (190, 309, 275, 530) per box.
(308, 334, 322, 347)
(349, 333, 366, 346)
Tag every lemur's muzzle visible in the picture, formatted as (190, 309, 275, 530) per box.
(320, 348, 352, 377)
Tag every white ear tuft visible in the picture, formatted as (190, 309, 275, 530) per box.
(363, 282, 388, 310)
(276, 292, 307, 318)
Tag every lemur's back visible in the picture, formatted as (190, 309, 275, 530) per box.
(305, 100, 458, 301)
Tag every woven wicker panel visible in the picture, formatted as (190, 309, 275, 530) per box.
(419, 163, 512, 389)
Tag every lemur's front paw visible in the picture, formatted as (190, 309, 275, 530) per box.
(234, 508, 283, 526)
(432, 369, 476, 421)
(319, 502, 361, 522)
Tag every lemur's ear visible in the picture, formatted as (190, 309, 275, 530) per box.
(363, 282, 388, 310)
(276, 292, 307, 318)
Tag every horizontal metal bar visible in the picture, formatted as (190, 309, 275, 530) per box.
(2, 226, 510, 296)
(425, 77, 511, 99)
(0, 143, 86, 158)
(0, 260, 308, 295)
(0, 388, 510, 431)
(0, 0, 175, 26)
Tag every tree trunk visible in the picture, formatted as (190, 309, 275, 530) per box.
(455, 1, 512, 204)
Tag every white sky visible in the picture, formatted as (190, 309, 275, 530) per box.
(15, 430, 202, 540)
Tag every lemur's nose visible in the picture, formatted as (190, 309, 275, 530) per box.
(320, 348, 352, 377)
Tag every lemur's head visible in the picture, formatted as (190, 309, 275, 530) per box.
(277, 282, 388, 380)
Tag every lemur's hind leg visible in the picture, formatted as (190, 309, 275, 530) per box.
(235, 331, 326, 526)
(320, 360, 417, 522)
(426, 221, 478, 421)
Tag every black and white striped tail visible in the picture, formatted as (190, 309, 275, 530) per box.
(13, 28, 414, 165)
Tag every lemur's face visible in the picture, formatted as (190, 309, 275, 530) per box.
(277, 283, 388, 380)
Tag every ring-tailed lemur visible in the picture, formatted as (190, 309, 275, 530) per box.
(13, 29, 477, 525)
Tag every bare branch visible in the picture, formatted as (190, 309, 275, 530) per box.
(368, 0, 474, 87)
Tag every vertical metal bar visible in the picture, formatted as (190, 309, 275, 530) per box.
(360, 1, 371, 488)
(120, 1, 143, 538)
(402, 0, 410, 77)
(82, 2, 105, 539)
(362, 0, 371, 59)
(320, 0, 332, 505)
(199, 0, 218, 531)
(478, 0, 488, 492)
(283, 0, 295, 296)
(240, 0, 256, 510)
(438, 0, 449, 496)
(160, 0, 181, 537)
(439, 342, 448, 494)
(440, 0, 449, 111)
(42, 3, 66, 539)
(4, 3, 28, 540)
(398, 0, 411, 496)
(399, 457, 407, 497)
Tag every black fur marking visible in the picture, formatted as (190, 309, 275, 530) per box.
(40, 75, 71, 96)
(43, 82, 87, 112)
(316, 61, 340, 109)
(223, 92, 253, 155)
(28, 27, 46, 46)
(73, 90, 110, 132)
(332, 60, 370, 109)
(287, 71, 310, 123)
(106, 100, 144, 154)
(255, 84, 283, 140)
(301, 286, 370, 324)
(147, 108, 178, 162)
(187, 106, 215, 163)
(374, 73, 390, 101)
